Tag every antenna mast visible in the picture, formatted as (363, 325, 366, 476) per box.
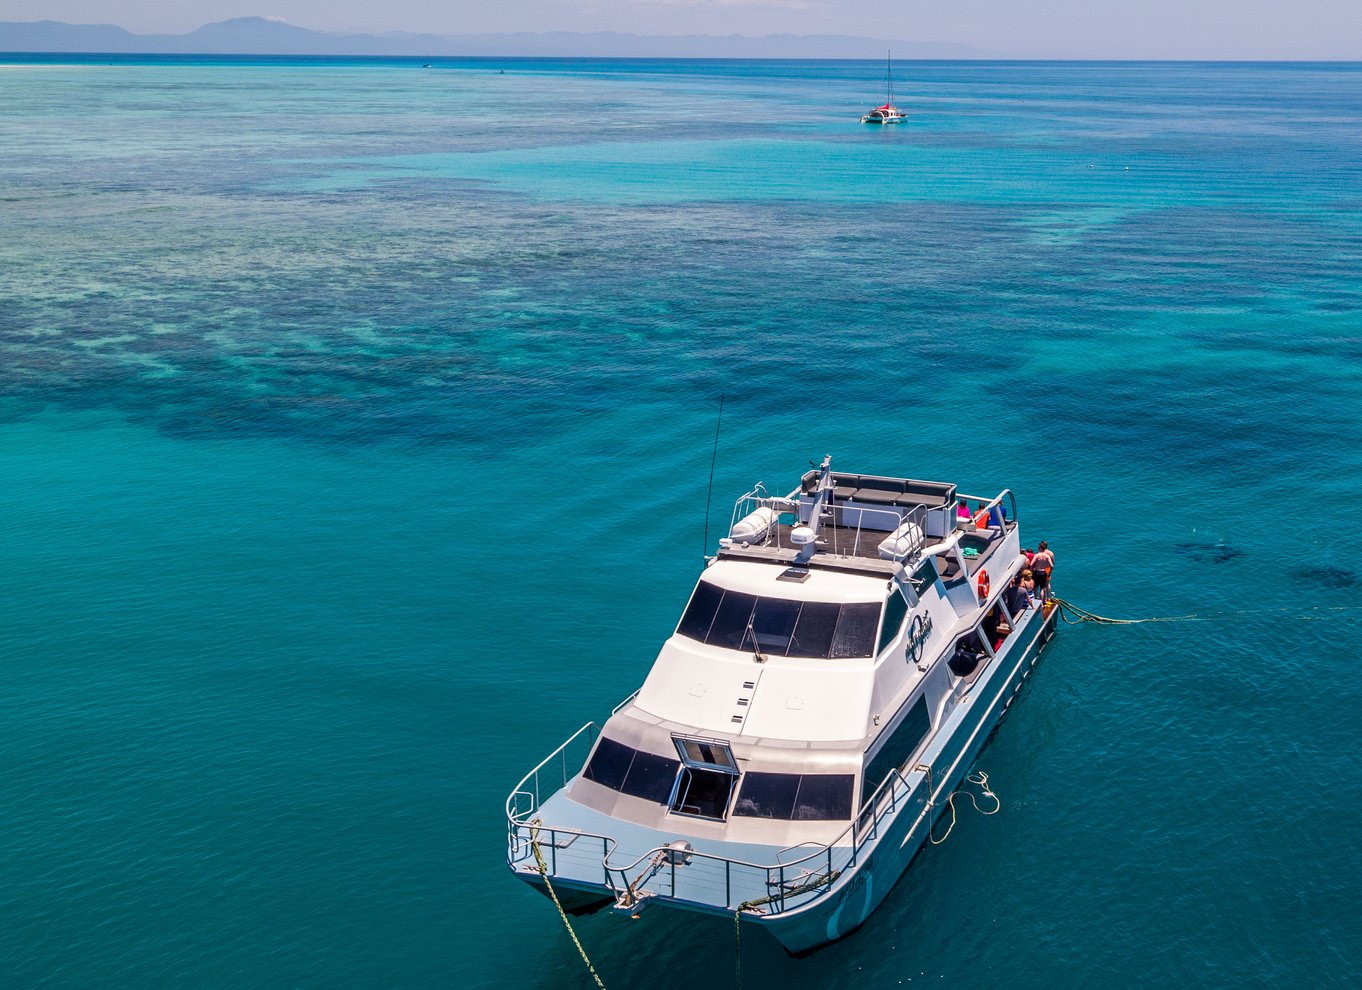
(702, 393, 725, 560)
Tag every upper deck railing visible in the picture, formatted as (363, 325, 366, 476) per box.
(957, 489, 1019, 528)
(723, 486, 925, 562)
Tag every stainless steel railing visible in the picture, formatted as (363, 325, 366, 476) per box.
(505, 715, 936, 917)
(593, 762, 933, 917)
(504, 720, 600, 826)
(725, 489, 921, 560)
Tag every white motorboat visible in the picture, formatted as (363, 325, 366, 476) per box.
(505, 456, 1057, 953)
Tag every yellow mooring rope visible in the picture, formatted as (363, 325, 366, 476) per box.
(528, 822, 608, 989)
(733, 870, 841, 990)
(1049, 596, 1198, 625)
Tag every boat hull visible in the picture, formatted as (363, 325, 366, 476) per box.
(749, 602, 1058, 954)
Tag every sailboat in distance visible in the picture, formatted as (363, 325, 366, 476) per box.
(861, 51, 907, 124)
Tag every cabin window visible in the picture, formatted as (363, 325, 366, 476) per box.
(707, 590, 759, 650)
(676, 738, 738, 771)
(669, 736, 739, 820)
(676, 580, 724, 642)
(743, 597, 801, 655)
(670, 768, 737, 819)
(733, 772, 798, 819)
(582, 737, 681, 804)
(909, 559, 937, 597)
(877, 590, 910, 654)
(734, 772, 855, 821)
(830, 603, 881, 658)
(862, 696, 932, 798)
(792, 774, 856, 820)
(676, 581, 882, 660)
(786, 601, 840, 657)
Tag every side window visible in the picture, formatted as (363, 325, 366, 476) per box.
(878, 590, 909, 654)
(733, 772, 799, 819)
(862, 696, 932, 797)
(791, 774, 855, 821)
(676, 581, 723, 641)
(733, 772, 855, 821)
(910, 559, 937, 597)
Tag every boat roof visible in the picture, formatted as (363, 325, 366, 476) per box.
(699, 557, 888, 602)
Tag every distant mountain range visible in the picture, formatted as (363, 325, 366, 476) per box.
(0, 17, 997, 59)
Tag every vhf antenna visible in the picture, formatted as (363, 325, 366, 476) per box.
(702, 392, 725, 561)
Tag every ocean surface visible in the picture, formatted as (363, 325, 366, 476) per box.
(1, 54, 1361, 988)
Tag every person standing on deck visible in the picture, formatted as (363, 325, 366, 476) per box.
(1031, 541, 1054, 600)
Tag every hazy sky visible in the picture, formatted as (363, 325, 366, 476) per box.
(4, 0, 1361, 59)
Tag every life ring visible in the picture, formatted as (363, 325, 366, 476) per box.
(977, 570, 990, 602)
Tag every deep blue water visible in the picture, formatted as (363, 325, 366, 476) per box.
(1, 55, 1360, 988)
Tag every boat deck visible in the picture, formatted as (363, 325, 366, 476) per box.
(723, 517, 1018, 579)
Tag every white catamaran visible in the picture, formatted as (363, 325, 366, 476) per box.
(861, 52, 907, 124)
(505, 456, 1057, 953)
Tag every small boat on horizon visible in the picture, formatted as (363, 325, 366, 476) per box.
(861, 51, 906, 124)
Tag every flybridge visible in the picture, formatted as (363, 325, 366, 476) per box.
(717, 454, 978, 578)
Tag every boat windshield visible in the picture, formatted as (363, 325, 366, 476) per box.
(676, 581, 881, 659)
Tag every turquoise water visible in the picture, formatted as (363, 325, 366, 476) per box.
(2, 54, 1361, 987)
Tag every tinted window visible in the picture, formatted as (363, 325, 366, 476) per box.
(863, 696, 932, 797)
(677, 738, 737, 771)
(582, 738, 680, 804)
(676, 580, 723, 641)
(707, 591, 758, 650)
(746, 598, 800, 655)
(623, 749, 682, 803)
(910, 559, 937, 596)
(733, 772, 799, 819)
(672, 768, 736, 819)
(787, 601, 840, 658)
(583, 736, 633, 791)
(831, 602, 882, 658)
(676, 586, 883, 661)
(733, 772, 855, 821)
(878, 591, 909, 654)
(792, 775, 855, 821)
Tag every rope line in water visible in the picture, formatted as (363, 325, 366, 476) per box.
(929, 771, 1001, 845)
(1050, 596, 1361, 626)
(528, 823, 608, 989)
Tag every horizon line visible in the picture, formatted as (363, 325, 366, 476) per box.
(4, 51, 1361, 63)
